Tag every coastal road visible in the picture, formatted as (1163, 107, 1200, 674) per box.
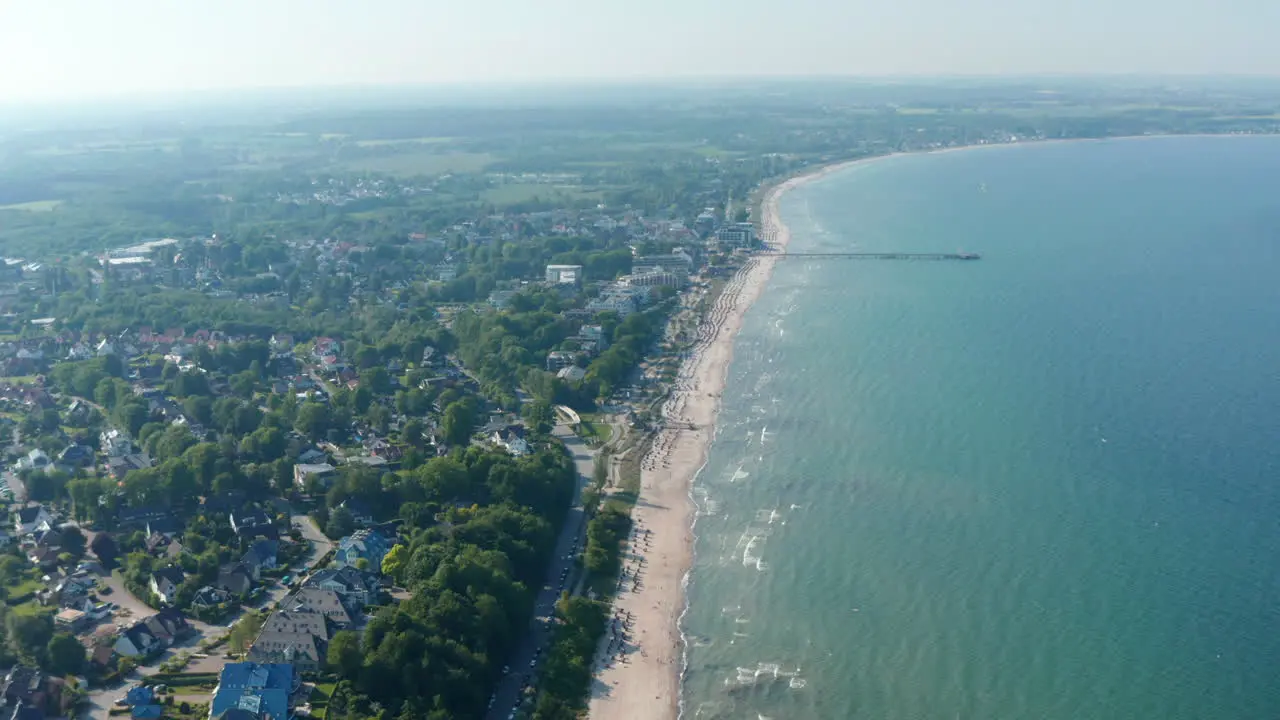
(485, 424, 595, 719)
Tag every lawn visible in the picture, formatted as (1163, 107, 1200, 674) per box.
(0, 375, 39, 385)
(0, 200, 63, 212)
(576, 414, 612, 445)
(308, 682, 336, 718)
(336, 151, 495, 177)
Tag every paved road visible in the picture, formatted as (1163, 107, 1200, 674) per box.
(291, 513, 333, 568)
(484, 424, 595, 720)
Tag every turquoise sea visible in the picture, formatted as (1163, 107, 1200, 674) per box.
(679, 136, 1280, 720)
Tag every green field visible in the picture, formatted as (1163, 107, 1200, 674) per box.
(482, 183, 602, 206)
(0, 200, 64, 212)
(354, 136, 456, 147)
(337, 151, 495, 176)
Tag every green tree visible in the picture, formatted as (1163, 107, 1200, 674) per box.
(228, 610, 264, 654)
(61, 527, 87, 558)
(381, 544, 408, 581)
(67, 478, 106, 522)
(25, 470, 71, 503)
(183, 396, 213, 425)
(325, 506, 355, 539)
(116, 402, 150, 437)
(523, 400, 554, 435)
(401, 418, 425, 449)
(294, 402, 331, 441)
(46, 633, 86, 675)
(0, 556, 24, 584)
(6, 613, 53, 661)
(359, 367, 391, 394)
(230, 371, 257, 398)
(327, 629, 363, 678)
(441, 401, 475, 446)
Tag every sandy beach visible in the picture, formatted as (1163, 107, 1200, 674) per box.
(587, 157, 865, 719)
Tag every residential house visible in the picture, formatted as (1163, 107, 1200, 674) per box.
(114, 610, 190, 657)
(239, 539, 279, 581)
(89, 644, 115, 670)
(491, 426, 530, 457)
(229, 509, 277, 540)
(131, 703, 163, 719)
(215, 564, 254, 597)
(333, 529, 394, 572)
(0, 666, 58, 717)
(107, 454, 152, 480)
(45, 575, 95, 608)
(12, 450, 50, 474)
(303, 567, 379, 608)
(545, 350, 578, 372)
(53, 608, 88, 633)
(65, 400, 91, 423)
(282, 587, 355, 627)
(574, 324, 608, 355)
(12, 506, 52, 536)
(190, 586, 230, 611)
(210, 663, 298, 720)
(585, 292, 637, 317)
(246, 610, 330, 672)
(123, 686, 154, 707)
(113, 624, 160, 658)
(296, 448, 327, 465)
(292, 463, 335, 489)
(116, 505, 168, 529)
(56, 444, 94, 469)
(556, 365, 587, 383)
(148, 567, 185, 605)
(25, 547, 58, 571)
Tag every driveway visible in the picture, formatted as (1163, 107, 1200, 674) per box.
(290, 513, 333, 569)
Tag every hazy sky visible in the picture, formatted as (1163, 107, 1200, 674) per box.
(2, 0, 1278, 102)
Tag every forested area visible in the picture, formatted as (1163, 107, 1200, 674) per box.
(322, 446, 576, 719)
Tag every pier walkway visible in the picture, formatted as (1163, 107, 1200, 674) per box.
(758, 251, 981, 261)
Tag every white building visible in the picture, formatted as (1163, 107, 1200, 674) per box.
(586, 293, 637, 317)
(545, 264, 583, 285)
(714, 223, 756, 247)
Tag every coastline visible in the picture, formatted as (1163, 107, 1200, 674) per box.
(586, 153, 864, 719)
(583, 132, 1252, 719)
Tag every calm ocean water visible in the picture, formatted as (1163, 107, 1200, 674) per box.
(679, 136, 1280, 720)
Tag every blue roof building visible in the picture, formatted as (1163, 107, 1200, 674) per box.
(124, 685, 154, 706)
(210, 662, 297, 720)
(333, 529, 393, 573)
